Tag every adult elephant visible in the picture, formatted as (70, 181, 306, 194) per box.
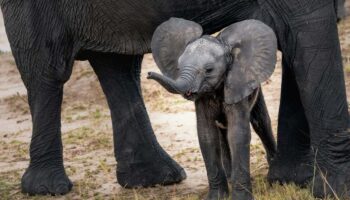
(337, 0, 346, 21)
(1, 0, 349, 198)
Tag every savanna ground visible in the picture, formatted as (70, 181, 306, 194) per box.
(1, 5, 350, 200)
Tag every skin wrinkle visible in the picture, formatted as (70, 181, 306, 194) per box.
(225, 100, 253, 199)
(270, 56, 312, 181)
(2, 0, 350, 198)
(195, 98, 229, 198)
(258, 1, 350, 197)
(150, 20, 277, 199)
(296, 25, 332, 87)
(89, 54, 185, 187)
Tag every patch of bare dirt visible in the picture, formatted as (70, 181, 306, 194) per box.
(0, 3, 350, 199)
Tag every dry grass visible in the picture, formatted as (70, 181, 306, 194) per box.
(2, 6, 350, 199)
(2, 93, 29, 116)
(0, 54, 342, 200)
(0, 169, 339, 200)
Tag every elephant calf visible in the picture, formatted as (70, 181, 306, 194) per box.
(148, 18, 278, 200)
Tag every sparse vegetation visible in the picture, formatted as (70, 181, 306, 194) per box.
(0, 140, 29, 162)
(1, 7, 350, 200)
(2, 93, 29, 116)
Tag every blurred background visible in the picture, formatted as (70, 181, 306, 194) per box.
(0, 2, 350, 200)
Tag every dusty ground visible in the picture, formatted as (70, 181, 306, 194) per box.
(1, 4, 350, 200)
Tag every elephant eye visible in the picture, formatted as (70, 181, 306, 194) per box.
(206, 68, 214, 74)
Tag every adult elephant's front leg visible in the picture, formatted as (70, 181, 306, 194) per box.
(337, 0, 346, 21)
(89, 53, 186, 187)
(225, 100, 253, 200)
(195, 98, 229, 200)
(16, 53, 73, 195)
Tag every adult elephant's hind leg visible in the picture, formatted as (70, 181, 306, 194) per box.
(89, 53, 186, 187)
(291, 5, 350, 198)
(267, 61, 313, 186)
(337, 0, 346, 21)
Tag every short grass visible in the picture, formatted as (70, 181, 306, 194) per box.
(0, 54, 342, 200)
(0, 173, 339, 200)
(2, 10, 350, 200)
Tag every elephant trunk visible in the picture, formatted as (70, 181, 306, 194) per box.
(147, 68, 195, 95)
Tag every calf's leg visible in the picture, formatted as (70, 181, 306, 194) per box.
(225, 99, 253, 200)
(195, 98, 229, 200)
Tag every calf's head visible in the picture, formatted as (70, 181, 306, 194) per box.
(148, 18, 277, 104)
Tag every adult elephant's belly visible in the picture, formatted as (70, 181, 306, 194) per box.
(262, 0, 335, 17)
(67, 0, 254, 55)
(71, 0, 170, 55)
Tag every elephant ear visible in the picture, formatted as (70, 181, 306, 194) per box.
(151, 18, 203, 79)
(218, 20, 277, 104)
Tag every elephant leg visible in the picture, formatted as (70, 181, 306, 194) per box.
(289, 4, 350, 198)
(214, 113, 232, 181)
(195, 98, 229, 200)
(15, 53, 74, 195)
(336, 0, 346, 21)
(225, 99, 253, 200)
(88, 52, 186, 188)
(21, 81, 72, 195)
(218, 127, 232, 182)
(267, 58, 313, 186)
(250, 89, 277, 164)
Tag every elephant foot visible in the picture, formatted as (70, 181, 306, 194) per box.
(206, 187, 229, 200)
(311, 129, 350, 199)
(232, 191, 254, 200)
(267, 154, 313, 186)
(230, 182, 253, 200)
(21, 165, 72, 195)
(312, 168, 350, 199)
(117, 160, 186, 188)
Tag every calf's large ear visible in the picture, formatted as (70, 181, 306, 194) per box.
(218, 20, 277, 104)
(151, 18, 203, 79)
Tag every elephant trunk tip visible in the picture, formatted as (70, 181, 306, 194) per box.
(147, 71, 155, 79)
(146, 71, 180, 94)
(147, 71, 164, 81)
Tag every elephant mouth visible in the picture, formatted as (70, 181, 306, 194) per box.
(184, 91, 198, 101)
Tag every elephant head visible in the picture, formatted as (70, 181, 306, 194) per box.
(148, 18, 277, 104)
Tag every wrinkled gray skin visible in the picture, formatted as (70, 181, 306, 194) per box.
(2, 0, 349, 198)
(0, 1, 261, 196)
(148, 19, 277, 200)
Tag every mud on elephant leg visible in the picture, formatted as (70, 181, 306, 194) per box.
(16, 55, 73, 195)
(268, 60, 313, 186)
(89, 53, 186, 188)
(195, 98, 229, 200)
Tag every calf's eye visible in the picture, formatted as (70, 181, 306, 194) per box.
(206, 68, 213, 73)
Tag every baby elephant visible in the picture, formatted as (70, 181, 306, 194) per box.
(148, 18, 277, 200)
